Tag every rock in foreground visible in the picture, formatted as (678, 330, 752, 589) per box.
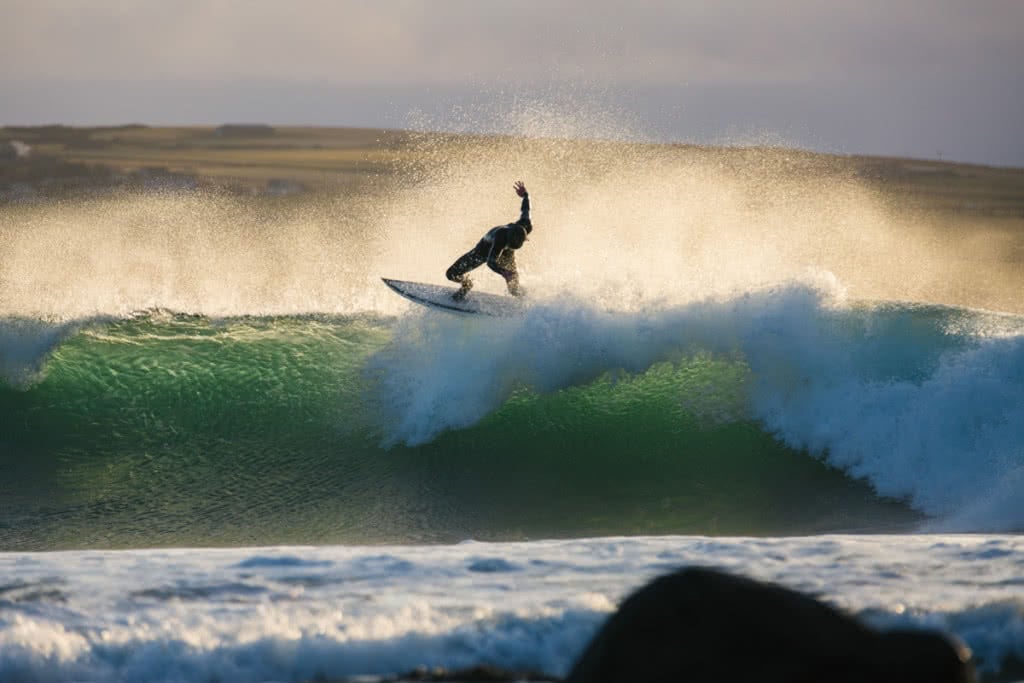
(566, 566, 974, 683)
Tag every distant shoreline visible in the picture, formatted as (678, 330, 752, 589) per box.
(2, 124, 1023, 211)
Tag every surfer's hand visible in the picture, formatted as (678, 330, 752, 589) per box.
(514, 181, 527, 197)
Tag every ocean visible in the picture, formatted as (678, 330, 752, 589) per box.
(2, 285, 1022, 681)
(1, 140, 1023, 680)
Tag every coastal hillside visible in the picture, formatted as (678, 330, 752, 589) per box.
(2, 124, 1023, 215)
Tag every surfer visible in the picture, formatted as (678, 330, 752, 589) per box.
(445, 181, 532, 300)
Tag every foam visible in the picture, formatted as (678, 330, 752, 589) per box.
(371, 276, 1024, 530)
(756, 328, 1024, 531)
(1, 536, 1022, 682)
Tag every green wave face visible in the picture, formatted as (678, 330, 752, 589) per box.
(0, 312, 919, 550)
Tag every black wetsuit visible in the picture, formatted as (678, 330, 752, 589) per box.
(445, 192, 532, 297)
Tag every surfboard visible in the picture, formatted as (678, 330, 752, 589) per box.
(382, 278, 526, 316)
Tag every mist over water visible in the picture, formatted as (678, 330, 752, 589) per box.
(1, 105, 1020, 320)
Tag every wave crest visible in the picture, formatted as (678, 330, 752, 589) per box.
(371, 278, 1024, 531)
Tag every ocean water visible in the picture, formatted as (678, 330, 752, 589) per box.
(1, 536, 1022, 682)
(2, 281, 1023, 681)
(2, 129, 1023, 682)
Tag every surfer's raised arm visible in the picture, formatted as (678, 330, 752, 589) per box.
(514, 181, 531, 230)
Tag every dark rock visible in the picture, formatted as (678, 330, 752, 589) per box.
(346, 665, 558, 682)
(396, 664, 558, 681)
(565, 566, 974, 683)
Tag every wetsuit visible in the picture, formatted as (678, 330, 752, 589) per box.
(445, 191, 531, 297)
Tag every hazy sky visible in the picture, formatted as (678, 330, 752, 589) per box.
(3, 0, 1023, 165)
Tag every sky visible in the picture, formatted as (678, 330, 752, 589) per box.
(2, 0, 1023, 166)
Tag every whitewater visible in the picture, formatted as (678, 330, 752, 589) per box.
(2, 130, 1023, 680)
(2, 536, 1023, 682)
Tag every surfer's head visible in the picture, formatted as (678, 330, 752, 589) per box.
(508, 225, 527, 249)
(516, 217, 533, 234)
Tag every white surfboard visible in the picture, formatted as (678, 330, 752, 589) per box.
(382, 278, 526, 316)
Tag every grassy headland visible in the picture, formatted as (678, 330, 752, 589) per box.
(2, 123, 1022, 213)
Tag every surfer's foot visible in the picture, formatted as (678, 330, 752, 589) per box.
(452, 285, 472, 302)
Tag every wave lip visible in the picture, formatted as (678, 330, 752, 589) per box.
(758, 331, 1024, 532)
